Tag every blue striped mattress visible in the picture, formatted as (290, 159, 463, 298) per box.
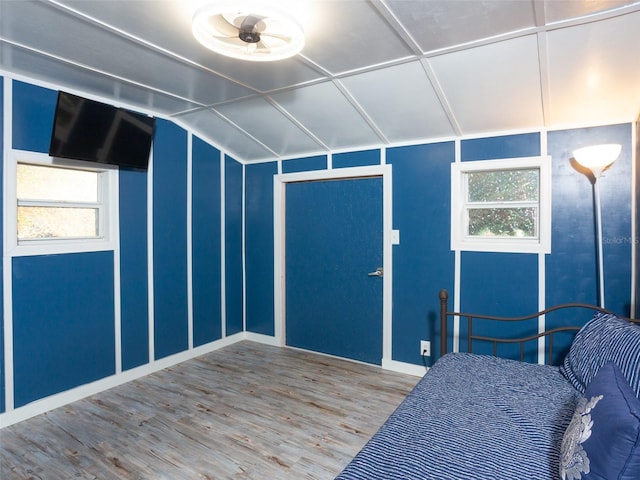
(336, 353, 580, 480)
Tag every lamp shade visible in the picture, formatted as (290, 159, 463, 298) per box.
(572, 144, 621, 177)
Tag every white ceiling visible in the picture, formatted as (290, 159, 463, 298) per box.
(1, 0, 639, 163)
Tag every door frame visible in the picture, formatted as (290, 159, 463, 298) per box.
(273, 165, 393, 365)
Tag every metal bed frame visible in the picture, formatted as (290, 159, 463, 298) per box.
(438, 289, 638, 365)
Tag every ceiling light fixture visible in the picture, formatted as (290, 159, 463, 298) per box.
(192, 0, 306, 62)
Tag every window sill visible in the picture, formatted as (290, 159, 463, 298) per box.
(8, 239, 117, 258)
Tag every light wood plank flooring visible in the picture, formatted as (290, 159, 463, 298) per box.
(1, 341, 419, 479)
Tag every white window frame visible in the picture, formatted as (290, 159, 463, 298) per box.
(451, 156, 551, 254)
(5, 150, 119, 257)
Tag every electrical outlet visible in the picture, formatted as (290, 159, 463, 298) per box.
(420, 340, 431, 357)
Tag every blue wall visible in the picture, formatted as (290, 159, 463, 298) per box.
(12, 81, 56, 154)
(153, 120, 189, 359)
(1, 77, 231, 414)
(8, 83, 117, 408)
(457, 134, 541, 358)
(0, 74, 636, 418)
(387, 142, 455, 362)
(282, 155, 327, 173)
(119, 167, 149, 370)
(13, 253, 115, 407)
(334, 149, 380, 168)
(547, 125, 633, 316)
(242, 128, 635, 366)
(192, 137, 222, 346)
(461, 132, 541, 161)
(245, 161, 278, 336)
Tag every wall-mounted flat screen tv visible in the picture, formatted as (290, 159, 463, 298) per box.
(49, 91, 155, 170)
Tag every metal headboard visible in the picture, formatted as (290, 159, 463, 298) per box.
(438, 289, 638, 365)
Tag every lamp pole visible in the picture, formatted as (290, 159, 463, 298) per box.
(592, 177, 605, 308)
(572, 143, 621, 310)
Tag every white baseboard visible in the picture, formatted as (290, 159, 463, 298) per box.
(285, 344, 428, 378)
(382, 358, 428, 377)
(0, 333, 426, 428)
(0, 332, 245, 429)
(243, 331, 282, 347)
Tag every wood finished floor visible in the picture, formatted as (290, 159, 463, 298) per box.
(0, 341, 419, 479)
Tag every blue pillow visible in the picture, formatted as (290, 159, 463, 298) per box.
(560, 313, 640, 397)
(559, 362, 640, 480)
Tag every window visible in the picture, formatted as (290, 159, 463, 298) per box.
(7, 151, 118, 255)
(17, 163, 102, 240)
(451, 156, 551, 253)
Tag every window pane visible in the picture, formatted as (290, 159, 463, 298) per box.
(17, 164, 98, 202)
(468, 207, 537, 238)
(18, 206, 98, 239)
(468, 169, 538, 202)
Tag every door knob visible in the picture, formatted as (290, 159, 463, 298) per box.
(368, 267, 383, 277)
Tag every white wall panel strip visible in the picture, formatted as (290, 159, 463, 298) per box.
(382, 164, 393, 363)
(220, 150, 226, 338)
(453, 138, 461, 352)
(272, 175, 285, 346)
(113, 168, 122, 374)
(187, 133, 194, 349)
(242, 164, 246, 332)
(536, 32, 551, 126)
(631, 122, 637, 318)
(147, 146, 155, 362)
(538, 130, 548, 364)
(2, 78, 15, 414)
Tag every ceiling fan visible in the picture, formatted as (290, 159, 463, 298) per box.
(192, 1, 306, 62)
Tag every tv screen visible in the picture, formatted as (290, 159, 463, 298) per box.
(49, 91, 155, 170)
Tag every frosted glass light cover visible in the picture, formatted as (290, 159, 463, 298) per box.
(572, 144, 621, 175)
(192, 0, 306, 62)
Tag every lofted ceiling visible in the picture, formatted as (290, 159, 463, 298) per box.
(1, 0, 639, 163)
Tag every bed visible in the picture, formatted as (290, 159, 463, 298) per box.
(336, 290, 640, 480)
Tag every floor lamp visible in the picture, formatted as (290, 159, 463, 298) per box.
(572, 144, 621, 308)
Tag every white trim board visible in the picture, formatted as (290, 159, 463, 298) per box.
(187, 133, 194, 349)
(147, 145, 155, 363)
(0, 333, 245, 429)
(284, 344, 426, 378)
(0, 330, 426, 429)
(381, 358, 428, 377)
(631, 121, 638, 318)
(2, 74, 15, 413)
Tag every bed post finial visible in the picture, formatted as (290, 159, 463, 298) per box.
(439, 290, 449, 357)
